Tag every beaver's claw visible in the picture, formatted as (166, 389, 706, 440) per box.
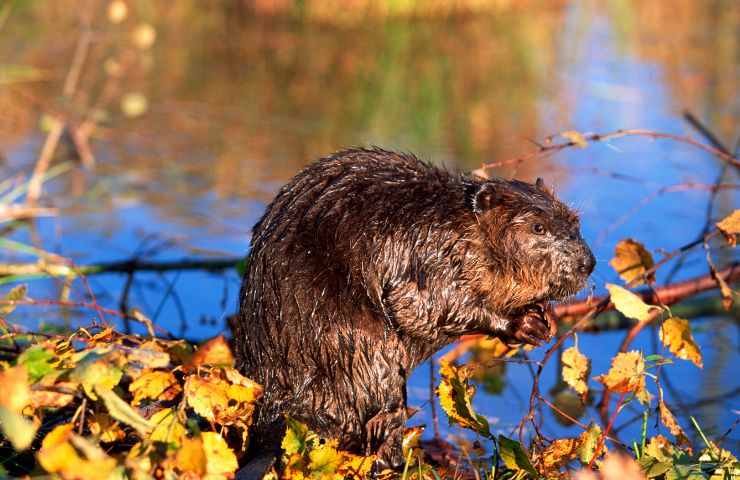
(508, 302, 556, 346)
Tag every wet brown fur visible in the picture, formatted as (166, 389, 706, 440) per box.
(233, 148, 594, 469)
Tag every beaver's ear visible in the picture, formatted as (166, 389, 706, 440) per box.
(535, 177, 554, 197)
(465, 182, 498, 213)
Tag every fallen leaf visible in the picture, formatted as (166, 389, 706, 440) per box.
(562, 345, 590, 398)
(659, 317, 703, 368)
(69, 350, 123, 400)
(282, 416, 313, 456)
(175, 436, 207, 476)
(0, 365, 31, 412)
(37, 423, 118, 479)
(89, 412, 125, 443)
(189, 336, 234, 368)
(96, 387, 153, 436)
(716, 210, 740, 246)
(202, 432, 238, 477)
(0, 406, 36, 450)
(129, 370, 180, 406)
(606, 284, 657, 321)
(150, 407, 187, 445)
(308, 440, 343, 476)
(610, 239, 655, 285)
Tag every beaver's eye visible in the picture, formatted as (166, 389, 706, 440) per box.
(532, 223, 546, 235)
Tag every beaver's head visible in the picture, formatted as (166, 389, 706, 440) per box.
(466, 177, 595, 315)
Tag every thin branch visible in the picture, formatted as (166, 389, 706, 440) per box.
(478, 129, 739, 173)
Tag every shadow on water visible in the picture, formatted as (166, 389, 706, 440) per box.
(1, 0, 738, 450)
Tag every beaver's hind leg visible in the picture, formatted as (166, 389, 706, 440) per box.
(365, 407, 407, 473)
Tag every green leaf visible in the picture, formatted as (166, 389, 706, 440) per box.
(282, 416, 311, 455)
(96, 387, 153, 436)
(17, 346, 56, 382)
(498, 435, 537, 476)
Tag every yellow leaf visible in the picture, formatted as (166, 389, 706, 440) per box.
(150, 407, 187, 445)
(190, 336, 234, 368)
(129, 370, 180, 406)
(308, 440, 343, 476)
(606, 284, 657, 321)
(176, 436, 207, 476)
(88, 412, 125, 443)
(609, 239, 654, 285)
(716, 210, 740, 246)
(0, 365, 31, 412)
(38, 424, 79, 473)
(562, 346, 590, 397)
(37, 423, 118, 479)
(202, 432, 238, 476)
(96, 387, 153, 436)
(595, 351, 651, 404)
(184, 372, 259, 430)
(561, 130, 588, 148)
(69, 351, 123, 400)
(0, 406, 37, 450)
(577, 423, 602, 465)
(659, 317, 703, 368)
(658, 397, 689, 446)
(436, 360, 490, 437)
(538, 437, 580, 471)
(282, 416, 313, 456)
(643, 435, 674, 462)
(184, 374, 229, 422)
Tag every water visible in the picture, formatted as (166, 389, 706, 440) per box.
(1, 1, 738, 453)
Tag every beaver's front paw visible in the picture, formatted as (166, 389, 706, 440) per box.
(508, 303, 555, 346)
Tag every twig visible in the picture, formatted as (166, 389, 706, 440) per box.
(26, 14, 93, 204)
(429, 358, 441, 440)
(0, 256, 241, 279)
(478, 129, 739, 173)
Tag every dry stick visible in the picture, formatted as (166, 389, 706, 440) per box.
(0, 256, 241, 278)
(480, 129, 739, 172)
(26, 18, 93, 204)
(429, 358, 441, 440)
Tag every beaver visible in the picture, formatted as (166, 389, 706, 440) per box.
(233, 147, 595, 472)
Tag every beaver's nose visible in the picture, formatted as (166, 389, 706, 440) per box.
(577, 251, 596, 275)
